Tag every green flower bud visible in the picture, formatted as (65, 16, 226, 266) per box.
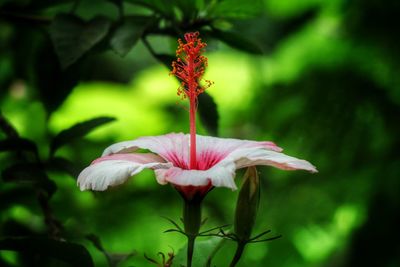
(234, 166, 260, 241)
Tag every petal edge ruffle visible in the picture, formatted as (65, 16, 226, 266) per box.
(77, 153, 172, 191)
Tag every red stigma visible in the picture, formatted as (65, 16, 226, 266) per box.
(171, 32, 212, 101)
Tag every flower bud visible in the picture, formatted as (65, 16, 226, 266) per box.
(233, 166, 260, 241)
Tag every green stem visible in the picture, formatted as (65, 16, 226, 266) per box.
(183, 198, 202, 267)
(229, 242, 246, 267)
(187, 236, 196, 267)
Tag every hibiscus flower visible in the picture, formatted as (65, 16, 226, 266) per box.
(77, 32, 317, 267)
(77, 133, 317, 199)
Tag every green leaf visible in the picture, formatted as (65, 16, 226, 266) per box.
(2, 163, 47, 183)
(86, 234, 106, 253)
(194, 0, 206, 10)
(0, 138, 38, 155)
(126, 0, 174, 18)
(8, 0, 76, 10)
(208, 0, 264, 19)
(174, 0, 197, 20)
(209, 29, 263, 54)
(173, 236, 226, 267)
(45, 157, 80, 178)
(50, 116, 116, 156)
(198, 93, 219, 136)
(0, 111, 19, 138)
(0, 237, 94, 267)
(49, 14, 111, 69)
(154, 53, 175, 68)
(34, 40, 80, 113)
(107, 0, 122, 7)
(0, 187, 36, 211)
(110, 16, 154, 57)
(2, 163, 57, 197)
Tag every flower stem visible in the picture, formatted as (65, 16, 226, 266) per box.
(187, 236, 196, 267)
(183, 197, 202, 267)
(189, 97, 197, 169)
(229, 242, 246, 267)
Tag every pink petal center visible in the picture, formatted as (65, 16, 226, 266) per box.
(165, 151, 189, 170)
(163, 149, 225, 170)
(162, 140, 280, 171)
(197, 150, 226, 170)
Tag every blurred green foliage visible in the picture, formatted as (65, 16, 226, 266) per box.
(1, 0, 399, 266)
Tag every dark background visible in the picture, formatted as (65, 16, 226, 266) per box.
(1, 0, 399, 266)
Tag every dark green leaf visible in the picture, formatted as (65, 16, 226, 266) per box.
(86, 234, 105, 252)
(46, 157, 80, 178)
(50, 117, 116, 156)
(2, 163, 57, 197)
(0, 237, 94, 267)
(154, 53, 175, 68)
(198, 93, 219, 136)
(4, 0, 76, 10)
(174, 0, 197, 20)
(0, 111, 18, 138)
(110, 16, 154, 57)
(208, 0, 264, 19)
(37, 179, 57, 198)
(126, 0, 174, 18)
(107, 0, 122, 7)
(209, 29, 263, 54)
(0, 138, 38, 155)
(2, 163, 47, 183)
(49, 14, 111, 69)
(35, 40, 80, 113)
(0, 187, 36, 211)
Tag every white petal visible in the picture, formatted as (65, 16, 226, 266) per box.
(155, 164, 238, 190)
(195, 135, 282, 169)
(196, 135, 282, 155)
(77, 154, 172, 191)
(102, 133, 188, 157)
(224, 147, 318, 172)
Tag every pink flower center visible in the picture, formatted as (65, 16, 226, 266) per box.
(164, 149, 225, 171)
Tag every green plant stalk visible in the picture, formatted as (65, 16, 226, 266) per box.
(187, 235, 196, 267)
(183, 197, 202, 267)
(229, 242, 246, 267)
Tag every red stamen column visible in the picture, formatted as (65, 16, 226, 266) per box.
(189, 97, 197, 169)
(171, 32, 209, 170)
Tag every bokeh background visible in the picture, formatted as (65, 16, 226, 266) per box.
(1, 0, 399, 266)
